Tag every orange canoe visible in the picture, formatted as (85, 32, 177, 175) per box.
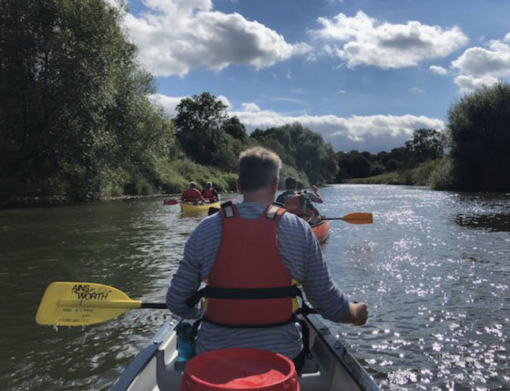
(311, 220, 330, 244)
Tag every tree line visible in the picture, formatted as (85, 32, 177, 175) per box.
(1, 0, 509, 206)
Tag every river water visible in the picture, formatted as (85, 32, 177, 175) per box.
(1, 185, 509, 390)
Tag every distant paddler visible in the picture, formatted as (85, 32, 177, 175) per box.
(297, 181, 323, 203)
(201, 182, 220, 203)
(180, 182, 209, 205)
(276, 177, 321, 223)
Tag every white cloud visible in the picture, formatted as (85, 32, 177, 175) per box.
(241, 102, 261, 112)
(122, 0, 311, 76)
(232, 104, 444, 152)
(453, 75, 499, 95)
(148, 93, 185, 117)
(312, 11, 468, 69)
(452, 40, 510, 77)
(410, 87, 425, 93)
(429, 65, 448, 75)
(153, 94, 444, 151)
(450, 32, 510, 93)
(217, 95, 231, 108)
(149, 93, 231, 115)
(153, 93, 445, 151)
(104, 0, 125, 10)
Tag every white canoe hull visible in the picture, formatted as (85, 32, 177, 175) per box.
(111, 314, 380, 391)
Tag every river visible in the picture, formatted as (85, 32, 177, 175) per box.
(1, 185, 509, 390)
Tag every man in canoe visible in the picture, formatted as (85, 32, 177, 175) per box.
(167, 147, 368, 372)
(297, 181, 324, 204)
(277, 177, 321, 222)
(201, 182, 220, 203)
(180, 182, 209, 205)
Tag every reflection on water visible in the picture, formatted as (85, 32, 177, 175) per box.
(1, 188, 509, 390)
(456, 213, 510, 232)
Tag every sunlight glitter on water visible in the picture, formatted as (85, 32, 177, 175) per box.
(1, 188, 509, 390)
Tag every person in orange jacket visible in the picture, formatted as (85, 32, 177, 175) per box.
(181, 182, 208, 205)
(276, 177, 321, 223)
(202, 182, 220, 202)
(167, 147, 368, 374)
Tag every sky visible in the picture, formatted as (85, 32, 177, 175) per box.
(112, 0, 510, 152)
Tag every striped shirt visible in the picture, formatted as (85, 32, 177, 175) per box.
(166, 202, 349, 359)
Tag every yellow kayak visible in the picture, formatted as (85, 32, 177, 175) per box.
(180, 201, 221, 215)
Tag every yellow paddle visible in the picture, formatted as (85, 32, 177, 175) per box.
(322, 213, 373, 224)
(36, 282, 166, 326)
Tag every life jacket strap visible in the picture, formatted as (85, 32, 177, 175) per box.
(266, 203, 285, 220)
(221, 201, 235, 218)
(200, 314, 299, 329)
(185, 285, 302, 308)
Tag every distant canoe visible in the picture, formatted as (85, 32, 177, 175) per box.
(180, 201, 221, 215)
(311, 220, 330, 244)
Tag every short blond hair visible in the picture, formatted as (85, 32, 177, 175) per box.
(238, 147, 282, 191)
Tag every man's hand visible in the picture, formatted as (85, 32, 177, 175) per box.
(342, 302, 368, 326)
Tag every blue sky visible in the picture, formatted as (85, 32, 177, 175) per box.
(114, 0, 510, 152)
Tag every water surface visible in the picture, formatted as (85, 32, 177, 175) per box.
(1, 186, 509, 390)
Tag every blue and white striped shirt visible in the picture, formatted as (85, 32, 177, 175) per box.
(167, 202, 349, 358)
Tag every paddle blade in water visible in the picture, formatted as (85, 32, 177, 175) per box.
(163, 199, 179, 205)
(36, 282, 141, 326)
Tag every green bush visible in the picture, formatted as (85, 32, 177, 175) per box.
(429, 158, 457, 190)
(412, 159, 442, 186)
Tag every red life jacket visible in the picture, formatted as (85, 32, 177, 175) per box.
(203, 203, 296, 326)
(203, 188, 215, 201)
(181, 188, 200, 204)
(283, 194, 307, 217)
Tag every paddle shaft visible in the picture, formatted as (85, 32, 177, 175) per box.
(322, 212, 373, 224)
(142, 303, 167, 309)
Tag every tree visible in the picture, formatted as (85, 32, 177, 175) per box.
(223, 116, 247, 141)
(405, 128, 444, 164)
(336, 151, 371, 180)
(444, 82, 510, 191)
(0, 0, 176, 200)
(249, 123, 338, 184)
(174, 92, 232, 167)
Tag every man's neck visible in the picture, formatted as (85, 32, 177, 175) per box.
(242, 192, 274, 205)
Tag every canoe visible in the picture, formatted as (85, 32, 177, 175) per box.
(311, 220, 330, 244)
(111, 313, 380, 391)
(180, 201, 221, 215)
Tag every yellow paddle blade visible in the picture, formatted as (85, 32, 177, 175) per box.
(36, 282, 142, 326)
(342, 213, 373, 224)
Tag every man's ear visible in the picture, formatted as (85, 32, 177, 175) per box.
(271, 177, 279, 194)
(236, 178, 243, 194)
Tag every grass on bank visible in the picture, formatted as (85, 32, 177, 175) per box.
(344, 159, 443, 186)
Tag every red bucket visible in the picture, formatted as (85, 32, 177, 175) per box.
(179, 348, 299, 391)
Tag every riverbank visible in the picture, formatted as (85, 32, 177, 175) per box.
(343, 159, 441, 187)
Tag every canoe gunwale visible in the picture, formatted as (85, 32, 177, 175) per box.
(306, 314, 380, 391)
(110, 323, 172, 391)
(310, 219, 330, 244)
(180, 201, 221, 215)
